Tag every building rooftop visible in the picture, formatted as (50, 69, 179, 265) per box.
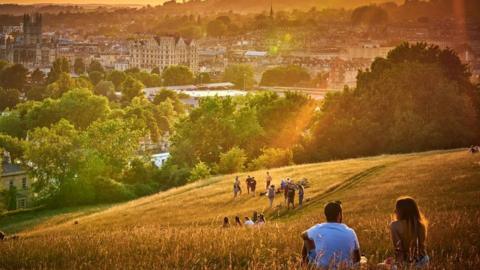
(1, 162, 26, 176)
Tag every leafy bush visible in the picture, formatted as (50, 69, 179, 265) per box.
(188, 162, 211, 182)
(218, 147, 247, 174)
(93, 177, 135, 203)
(249, 148, 293, 170)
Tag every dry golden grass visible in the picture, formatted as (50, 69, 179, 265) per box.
(1, 149, 479, 269)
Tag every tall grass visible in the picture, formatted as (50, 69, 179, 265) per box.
(0, 150, 479, 269)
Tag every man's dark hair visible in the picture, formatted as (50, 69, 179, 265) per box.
(324, 201, 342, 222)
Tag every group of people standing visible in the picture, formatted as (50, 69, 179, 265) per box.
(233, 172, 306, 209)
(223, 211, 266, 228)
(301, 196, 429, 269)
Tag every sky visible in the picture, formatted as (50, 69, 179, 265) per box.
(1, 0, 164, 5)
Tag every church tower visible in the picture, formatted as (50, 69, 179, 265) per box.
(23, 13, 42, 46)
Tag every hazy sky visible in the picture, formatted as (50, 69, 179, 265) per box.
(1, 0, 164, 5)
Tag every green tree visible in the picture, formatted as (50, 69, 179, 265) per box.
(24, 119, 79, 196)
(30, 68, 46, 85)
(94, 80, 116, 100)
(305, 43, 480, 162)
(82, 118, 142, 178)
(121, 76, 144, 103)
(0, 88, 20, 111)
(162, 65, 194, 86)
(88, 60, 105, 74)
(151, 67, 161, 75)
(57, 88, 110, 130)
(218, 147, 247, 174)
(47, 57, 70, 83)
(224, 64, 255, 90)
(0, 134, 24, 161)
(249, 148, 293, 170)
(152, 89, 185, 114)
(73, 58, 86, 75)
(188, 161, 211, 182)
(0, 64, 28, 91)
(207, 19, 227, 37)
(351, 5, 389, 26)
(89, 71, 104, 85)
(195, 72, 211, 84)
(46, 72, 75, 98)
(108, 70, 126, 90)
(260, 65, 310, 86)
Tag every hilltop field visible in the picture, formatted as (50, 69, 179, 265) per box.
(0, 149, 479, 269)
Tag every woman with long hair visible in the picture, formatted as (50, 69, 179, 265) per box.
(390, 196, 429, 268)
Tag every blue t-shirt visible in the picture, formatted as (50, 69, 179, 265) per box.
(306, 223, 360, 269)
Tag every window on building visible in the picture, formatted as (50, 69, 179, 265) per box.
(17, 199, 26, 209)
(22, 177, 27, 189)
(9, 179, 14, 188)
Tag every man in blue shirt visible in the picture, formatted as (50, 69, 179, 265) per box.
(301, 201, 361, 269)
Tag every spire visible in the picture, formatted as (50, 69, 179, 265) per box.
(269, 0, 274, 18)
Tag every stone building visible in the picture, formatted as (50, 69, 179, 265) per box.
(1, 161, 31, 210)
(128, 36, 198, 72)
(3, 13, 56, 69)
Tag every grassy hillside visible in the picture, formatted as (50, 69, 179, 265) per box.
(1, 149, 479, 269)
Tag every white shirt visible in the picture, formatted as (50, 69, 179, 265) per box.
(244, 220, 255, 227)
(306, 222, 360, 269)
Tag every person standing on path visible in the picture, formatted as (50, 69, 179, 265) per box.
(266, 171, 272, 190)
(267, 185, 276, 208)
(298, 184, 304, 207)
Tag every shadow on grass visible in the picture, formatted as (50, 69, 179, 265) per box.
(0, 204, 116, 234)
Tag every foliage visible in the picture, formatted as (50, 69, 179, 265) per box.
(0, 64, 28, 92)
(130, 71, 162, 87)
(217, 147, 247, 174)
(351, 5, 389, 26)
(121, 76, 144, 103)
(188, 161, 211, 182)
(0, 134, 25, 161)
(152, 89, 186, 114)
(30, 68, 46, 85)
(260, 65, 310, 86)
(93, 80, 116, 101)
(73, 58, 86, 75)
(88, 60, 105, 74)
(303, 43, 480, 161)
(47, 58, 70, 83)
(88, 71, 104, 85)
(249, 147, 293, 170)
(108, 70, 127, 90)
(195, 72, 211, 84)
(0, 88, 20, 111)
(162, 65, 194, 86)
(224, 64, 255, 89)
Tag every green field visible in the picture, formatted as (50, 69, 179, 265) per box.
(1, 149, 479, 269)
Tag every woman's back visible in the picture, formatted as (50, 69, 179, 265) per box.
(390, 218, 427, 263)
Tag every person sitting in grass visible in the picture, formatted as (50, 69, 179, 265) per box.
(244, 217, 255, 227)
(257, 214, 266, 226)
(301, 201, 361, 269)
(379, 196, 429, 269)
(235, 216, 242, 226)
(223, 217, 230, 228)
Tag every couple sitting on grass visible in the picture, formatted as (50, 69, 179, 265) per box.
(301, 196, 429, 270)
